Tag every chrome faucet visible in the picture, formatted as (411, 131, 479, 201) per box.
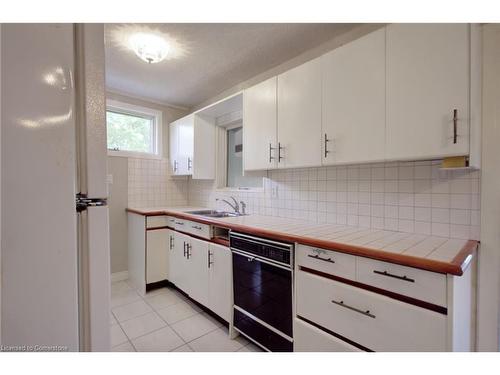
(216, 196, 240, 214)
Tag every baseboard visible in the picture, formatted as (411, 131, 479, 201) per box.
(111, 271, 129, 283)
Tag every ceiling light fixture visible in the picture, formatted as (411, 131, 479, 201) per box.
(129, 32, 170, 64)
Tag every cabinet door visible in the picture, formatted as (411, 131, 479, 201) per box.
(171, 232, 189, 291)
(322, 28, 385, 165)
(208, 244, 232, 322)
(243, 77, 278, 171)
(169, 121, 180, 175)
(277, 57, 322, 169)
(192, 115, 216, 179)
(386, 24, 470, 161)
(146, 228, 168, 284)
(186, 236, 209, 307)
(178, 115, 194, 175)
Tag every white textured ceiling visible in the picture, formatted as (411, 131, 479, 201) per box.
(104, 24, 358, 108)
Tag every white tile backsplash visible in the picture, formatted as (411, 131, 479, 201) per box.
(128, 158, 189, 208)
(188, 160, 480, 240)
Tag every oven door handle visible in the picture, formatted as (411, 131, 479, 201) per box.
(232, 249, 292, 271)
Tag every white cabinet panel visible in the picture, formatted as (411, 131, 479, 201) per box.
(172, 232, 190, 291)
(208, 244, 232, 322)
(277, 57, 322, 169)
(386, 24, 470, 160)
(294, 318, 362, 352)
(193, 115, 216, 179)
(186, 236, 210, 307)
(322, 28, 386, 165)
(169, 119, 181, 175)
(177, 115, 194, 175)
(243, 77, 278, 171)
(146, 229, 168, 284)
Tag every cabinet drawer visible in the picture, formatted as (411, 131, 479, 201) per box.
(296, 270, 447, 351)
(294, 318, 362, 352)
(356, 257, 447, 307)
(187, 221, 211, 240)
(146, 216, 169, 229)
(173, 218, 187, 231)
(296, 244, 355, 280)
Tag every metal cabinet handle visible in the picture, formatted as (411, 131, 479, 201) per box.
(208, 250, 213, 268)
(175, 221, 184, 226)
(331, 299, 376, 319)
(278, 142, 283, 162)
(373, 270, 415, 283)
(173, 160, 178, 172)
(169, 235, 174, 250)
(324, 133, 330, 158)
(192, 225, 202, 230)
(308, 254, 335, 264)
(269, 143, 275, 163)
(186, 243, 192, 259)
(188, 157, 192, 170)
(453, 109, 458, 144)
(183, 241, 187, 257)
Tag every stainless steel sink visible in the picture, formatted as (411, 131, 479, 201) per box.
(186, 209, 240, 218)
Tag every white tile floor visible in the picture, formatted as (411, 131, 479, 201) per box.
(110, 280, 263, 352)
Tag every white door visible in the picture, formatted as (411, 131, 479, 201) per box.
(169, 121, 180, 175)
(322, 28, 386, 165)
(386, 24, 470, 161)
(186, 236, 209, 307)
(146, 229, 168, 283)
(243, 77, 278, 171)
(208, 244, 232, 322)
(178, 114, 194, 175)
(277, 57, 322, 169)
(1, 23, 80, 350)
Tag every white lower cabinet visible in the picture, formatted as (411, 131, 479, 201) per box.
(294, 318, 361, 352)
(146, 228, 169, 284)
(169, 231, 232, 322)
(296, 270, 447, 352)
(208, 243, 232, 322)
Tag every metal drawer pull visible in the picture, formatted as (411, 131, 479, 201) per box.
(373, 270, 415, 283)
(324, 133, 330, 158)
(453, 109, 458, 144)
(192, 225, 202, 230)
(169, 235, 174, 250)
(331, 299, 376, 319)
(278, 142, 283, 162)
(269, 143, 275, 163)
(208, 250, 213, 268)
(308, 254, 335, 264)
(175, 221, 184, 226)
(186, 244, 192, 259)
(183, 241, 187, 257)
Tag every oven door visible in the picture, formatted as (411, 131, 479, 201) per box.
(232, 250, 293, 343)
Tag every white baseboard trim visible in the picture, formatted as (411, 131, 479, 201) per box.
(111, 271, 129, 283)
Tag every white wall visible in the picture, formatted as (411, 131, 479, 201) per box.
(477, 23, 500, 351)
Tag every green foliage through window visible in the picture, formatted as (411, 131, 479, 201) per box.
(107, 110, 154, 153)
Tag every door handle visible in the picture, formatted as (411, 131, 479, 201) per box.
(269, 143, 275, 163)
(188, 157, 192, 170)
(452, 109, 458, 144)
(169, 235, 174, 250)
(173, 160, 178, 172)
(186, 243, 192, 259)
(324, 133, 330, 158)
(278, 142, 283, 162)
(208, 250, 213, 268)
(183, 241, 187, 257)
(307, 254, 335, 264)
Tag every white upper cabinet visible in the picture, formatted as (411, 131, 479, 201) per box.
(322, 28, 386, 165)
(277, 57, 322, 169)
(243, 77, 278, 171)
(385, 24, 470, 161)
(169, 114, 215, 179)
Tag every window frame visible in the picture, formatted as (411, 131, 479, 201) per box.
(106, 99, 163, 159)
(215, 123, 266, 192)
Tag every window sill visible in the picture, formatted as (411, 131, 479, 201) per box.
(107, 150, 164, 160)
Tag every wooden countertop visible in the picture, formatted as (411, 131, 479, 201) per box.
(127, 206, 478, 276)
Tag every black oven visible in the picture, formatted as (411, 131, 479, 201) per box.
(230, 232, 294, 352)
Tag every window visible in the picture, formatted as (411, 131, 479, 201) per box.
(106, 100, 162, 158)
(225, 126, 263, 189)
